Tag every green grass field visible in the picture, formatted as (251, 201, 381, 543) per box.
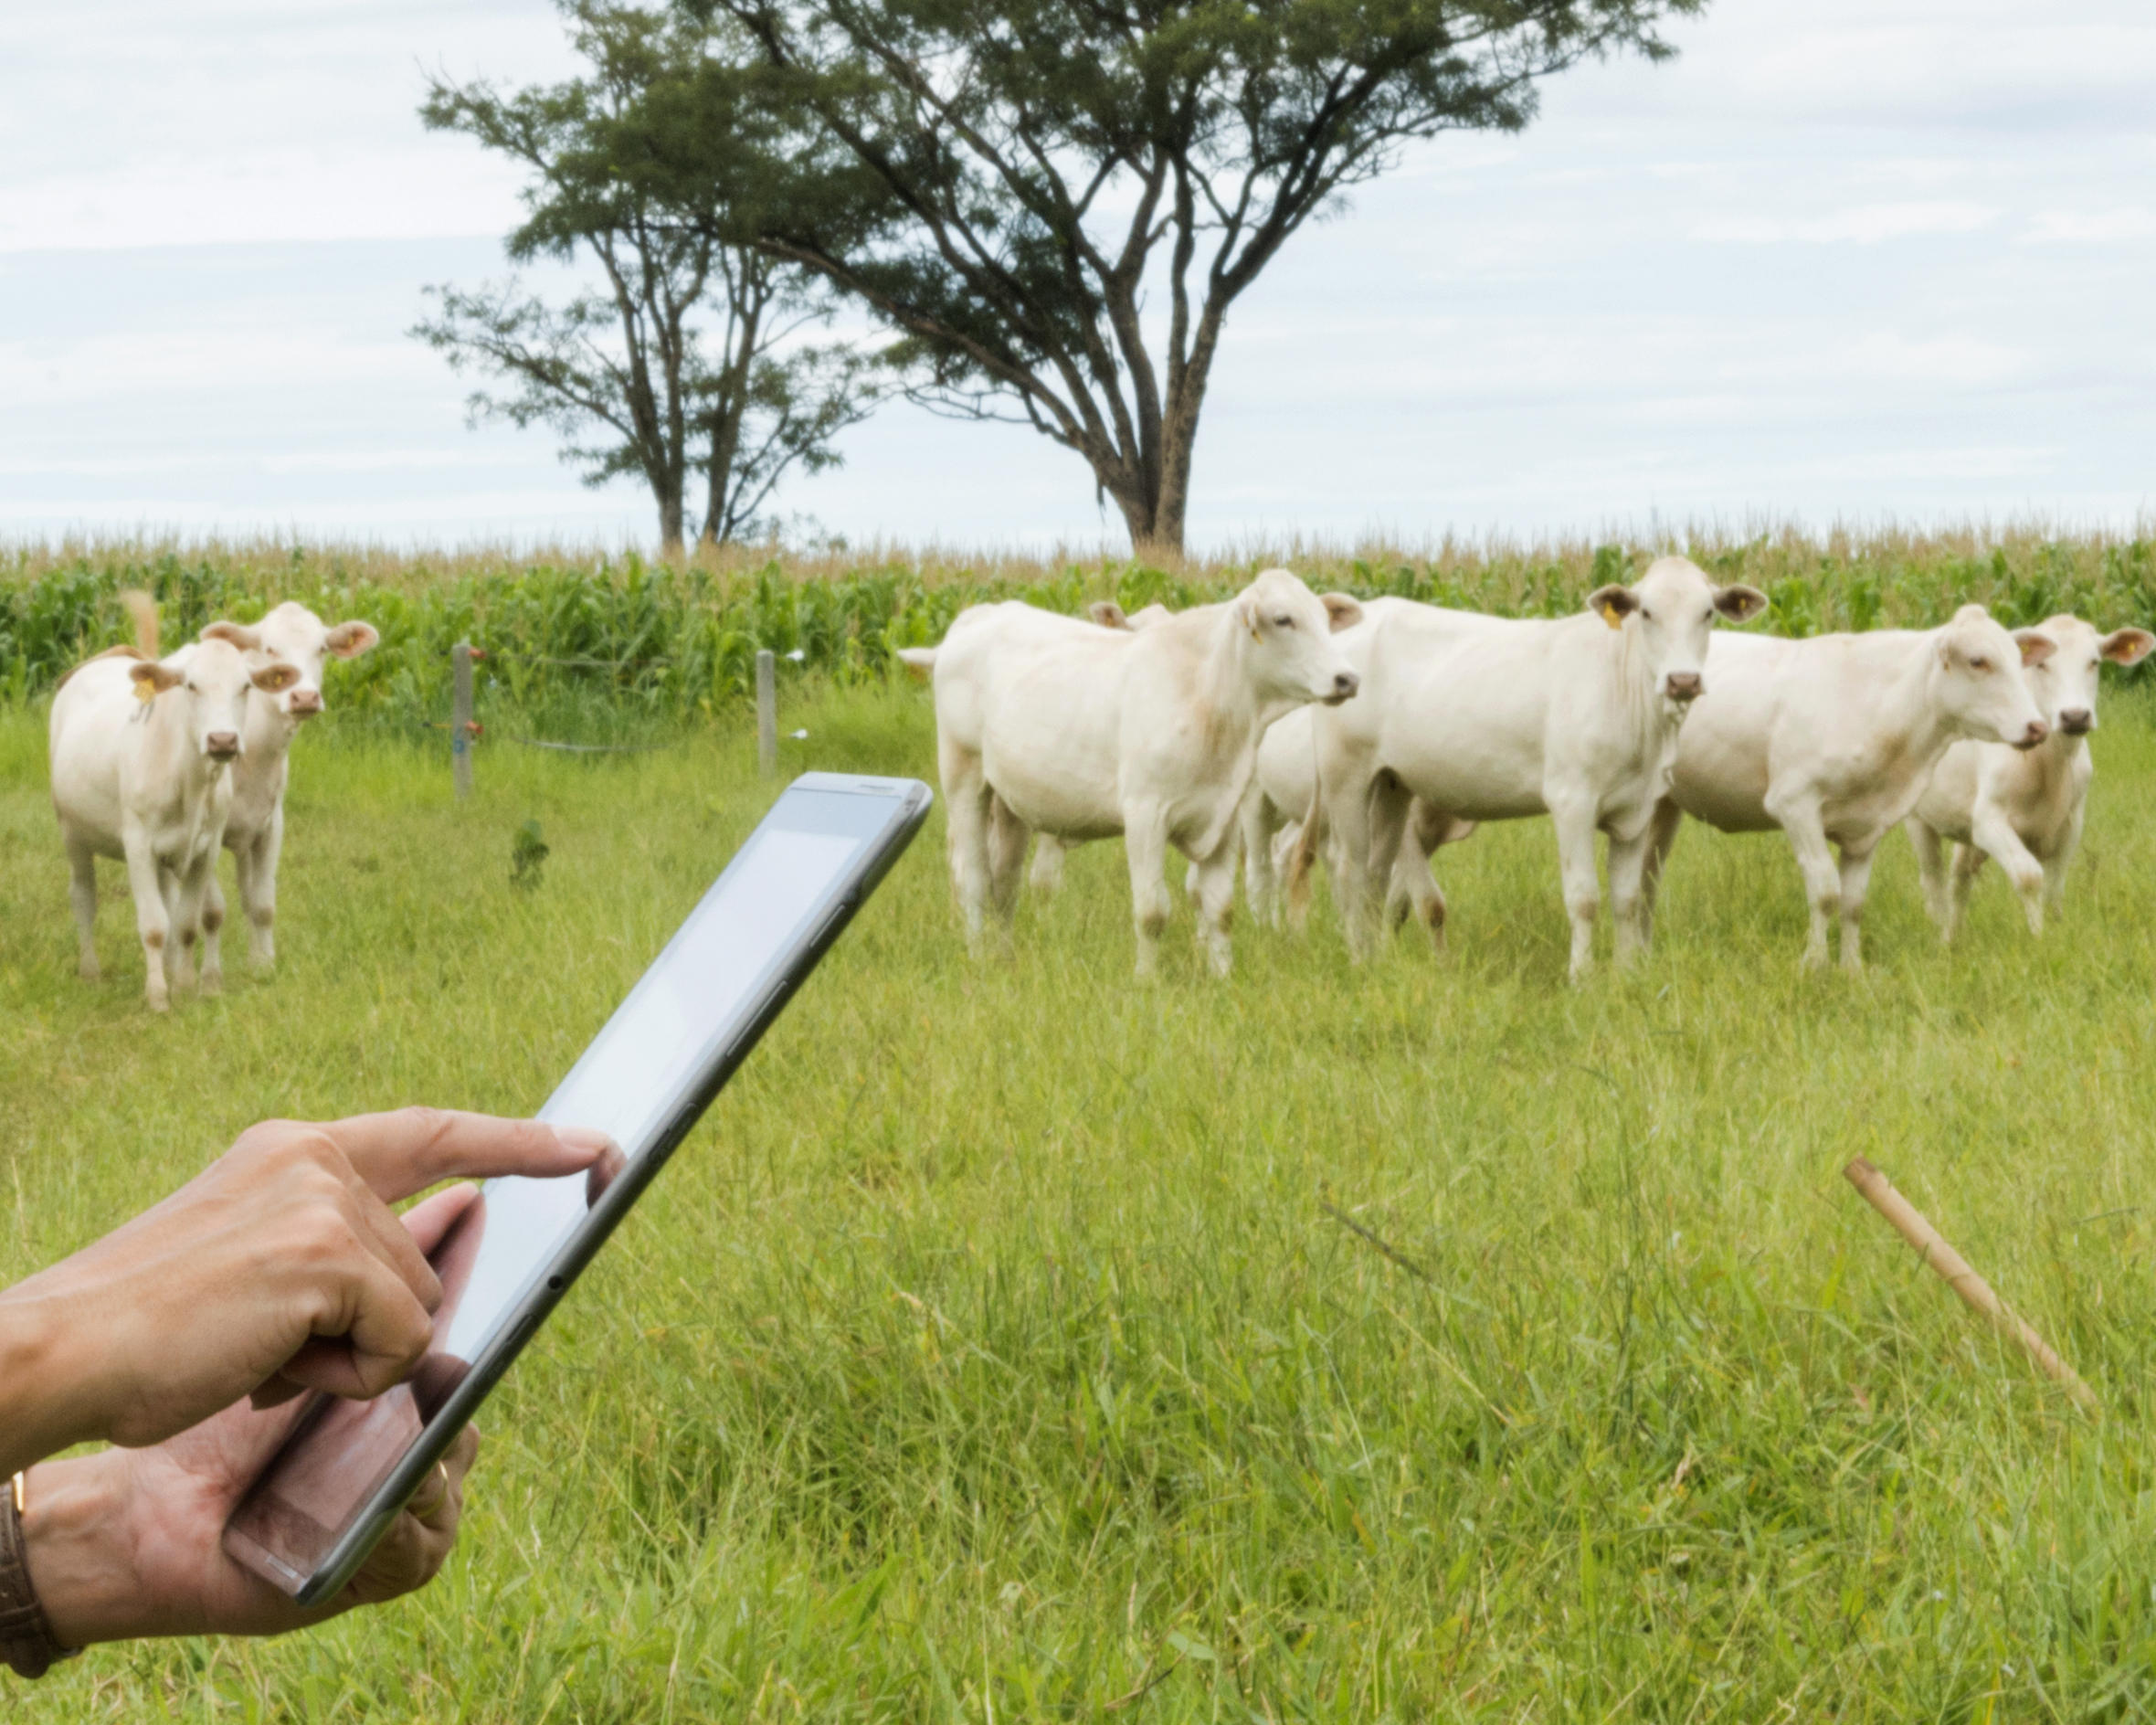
(6, 682, 2156, 1721)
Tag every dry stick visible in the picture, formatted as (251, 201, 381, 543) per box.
(1319, 1201, 1433, 1284)
(1842, 1156, 2100, 1417)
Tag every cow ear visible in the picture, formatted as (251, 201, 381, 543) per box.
(1319, 593, 1364, 634)
(2100, 627, 2156, 666)
(1586, 585, 1638, 630)
(201, 620, 261, 651)
(1086, 600, 1131, 630)
(1236, 597, 1262, 640)
(252, 661, 301, 693)
(1713, 584, 1768, 623)
(325, 620, 380, 659)
(2013, 630, 2056, 669)
(130, 661, 182, 703)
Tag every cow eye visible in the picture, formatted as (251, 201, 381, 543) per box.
(1970, 657, 1991, 672)
(1274, 613, 1294, 628)
(1639, 608, 1653, 621)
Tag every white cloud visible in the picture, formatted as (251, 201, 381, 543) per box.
(2017, 207, 2156, 245)
(1693, 202, 2000, 246)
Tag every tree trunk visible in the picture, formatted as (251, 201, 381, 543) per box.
(657, 484, 685, 558)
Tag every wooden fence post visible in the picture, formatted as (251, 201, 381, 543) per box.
(756, 649, 777, 778)
(452, 641, 474, 800)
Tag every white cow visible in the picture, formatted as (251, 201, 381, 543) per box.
(1291, 557, 1768, 979)
(1905, 614, 2153, 938)
(49, 597, 300, 1010)
(1648, 604, 2052, 971)
(906, 569, 1362, 976)
(180, 603, 381, 979)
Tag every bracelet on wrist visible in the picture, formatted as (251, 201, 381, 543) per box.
(2, 1471, 81, 1680)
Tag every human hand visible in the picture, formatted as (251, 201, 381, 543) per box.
(18, 1177, 495, 1645)
(0, 1108, 608, 1476)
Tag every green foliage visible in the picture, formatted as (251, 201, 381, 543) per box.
(511, 819, 553, 889)
(8, 686, 2156, 1718)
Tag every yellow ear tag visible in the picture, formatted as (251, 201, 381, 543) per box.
(134, 676, 155, 704)
(1599, 600, 1624, 630)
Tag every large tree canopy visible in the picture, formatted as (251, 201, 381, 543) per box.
(665, 0, 1703, 555)
(417, 3, 881, 553)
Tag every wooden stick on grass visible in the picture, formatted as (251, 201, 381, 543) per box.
(1843, 1156, 2099, 1416)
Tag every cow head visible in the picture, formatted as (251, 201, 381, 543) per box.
(131, 638, 299, 765)
(1231, 569, 1362, 706)
(1585, 556, 1768, 715)
(202, 601, 379, 721)
(1934, 604, 2051, 751)
(2011, 614, 2155, 741)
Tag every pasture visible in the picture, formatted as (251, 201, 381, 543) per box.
(5, 672, 2156, 1721)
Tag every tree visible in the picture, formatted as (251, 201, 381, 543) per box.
(667, 0, 1703, 557)
(415, 3, 882, 554)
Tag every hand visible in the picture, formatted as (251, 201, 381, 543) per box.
(0, 1107, 609, 1476)
(19, 1179, 494, 1645)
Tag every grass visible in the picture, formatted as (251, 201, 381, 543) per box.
(6, 678, 2156, 1720)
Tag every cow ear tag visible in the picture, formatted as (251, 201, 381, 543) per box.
(133, 675, 155, 704)
(1599, 599, 1624, 630)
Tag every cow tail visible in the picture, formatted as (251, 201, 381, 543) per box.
(120, 588, 160, 659)
(1285, 771, 1326, 921)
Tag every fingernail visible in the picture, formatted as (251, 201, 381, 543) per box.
(553, 1126, 616, 1155)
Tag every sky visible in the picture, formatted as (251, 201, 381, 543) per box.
(1, 0, 2151, 553)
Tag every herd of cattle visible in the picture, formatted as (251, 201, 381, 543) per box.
(47, 595, 378, 1011)
(38, 559, 2151, 1010)
(899, 558, 2153, 979)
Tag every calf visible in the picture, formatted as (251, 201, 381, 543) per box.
(182, 603, 380, 979)
(49, 597, 299, 1010)
(1905, 615, 2153, 937)
(1293, 558, 1767, 979)
(1649, 604, 2052, 970)
(917, 569, 1362, 975)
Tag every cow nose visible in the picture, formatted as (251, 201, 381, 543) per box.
(206, 731, 240, 758)
(2015, 719, 2049, 750)
(1665, 671, 1703, 701)
(1328, 670, 1359, 704)
(2059, 707, 2092, 735)
(291, 689, 323, 715)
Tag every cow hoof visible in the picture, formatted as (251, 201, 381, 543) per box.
(146, 994, 170, 1013)
(201, 973, 223, 997)
(78, 962, 100, 982)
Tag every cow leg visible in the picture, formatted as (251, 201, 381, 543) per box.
(986, 795, 1030, 922)
(1638, 797, 1685, 945)
(65, 836, 100, 981)
(1190, 841, 1238, 979)
(1125, 804, 1174, 978)
(199, 869, 227, 995)
(1548, 797, 1602, 983)
(122, 831, 173, 1011)
(1906, 817, 1950, 937)
(239, 812, 282, 968)
(1028, 835, 1068, 896)
(1834, 841, 1878, 972)
(938, 735, 994, 950)
(2045, 808, 2083, 922)
(1607, 829, 1654, 968)
(1353, 774, 1412, 962)
(1768, 796, 1840, 971)
(1946, 842, 1983, 942)
(1970, 803, 2045, 936)
(164, 861, 201, 995)
(1242, 794, 1282, 930)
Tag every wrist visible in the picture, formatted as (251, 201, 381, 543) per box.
(0, 1295, 96, 1476)
(18, 1456, 143, 1648)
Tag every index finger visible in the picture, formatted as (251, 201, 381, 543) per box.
(322, 1107, 614, 1203)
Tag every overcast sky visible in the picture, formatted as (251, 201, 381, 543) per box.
(2, 0, 2151, 553)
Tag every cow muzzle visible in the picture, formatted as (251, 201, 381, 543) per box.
(2058, 707, 2092, 736)
(206, 731, 241, 760)
(1664, 671, 1703, 703)
(291, 689, 324, 716)
(2012, 719, 2049, 751)
(1323, 669, 1359, 705)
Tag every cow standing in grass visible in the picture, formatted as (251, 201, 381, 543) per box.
(1292, 557, 1768, 979)
(1649, 604, 2053, 971)
(181, 604, 381, 982)
(902, 569, 1362, 977)
(48, 595, 300, 1011)
(1905, 614, 2153, 939)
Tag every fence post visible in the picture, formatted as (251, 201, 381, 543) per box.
(452, 640, 474, 800)
(756, 649, 777, 778)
